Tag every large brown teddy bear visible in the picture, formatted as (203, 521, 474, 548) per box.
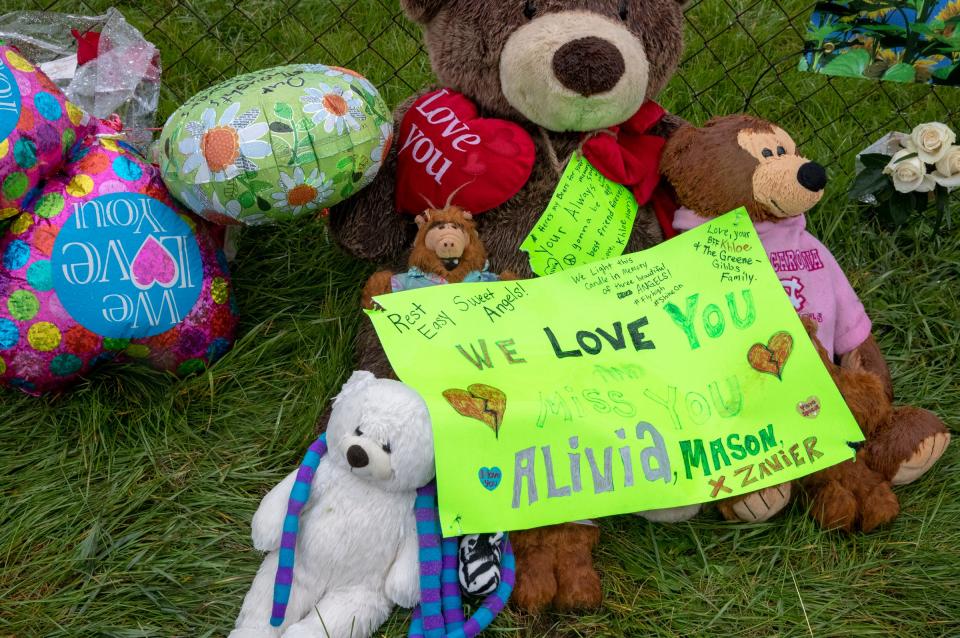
(660, 115, 951, 530)
(328, 0, 690, 613)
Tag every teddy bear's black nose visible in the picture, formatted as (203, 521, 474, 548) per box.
(347, 445, 369, 468)
(552, 36, 625, 97)
(798, 162, 828, 192)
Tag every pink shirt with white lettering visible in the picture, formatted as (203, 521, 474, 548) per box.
(673, 207, 872, 360)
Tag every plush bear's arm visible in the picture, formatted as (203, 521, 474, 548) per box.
(840, 335, 893, 402)
(384, 514, 421, 608)
(362, 270, 395, 309)
(251, 470, 302, 552)
(498, 270, 518, 281)
(651, 112, 689, 139)
(329, 91, 430, 264)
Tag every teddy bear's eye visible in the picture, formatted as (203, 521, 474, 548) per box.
(777, 146, 787, 156)
(619, 0, 629, 20)
(762, 148, 774, 159)
(382, 442, 392, 453)
(354, 427, 363, 436)
(524, 1, 536, 19)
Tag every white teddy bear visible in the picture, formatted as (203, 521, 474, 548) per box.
(229, 371, 435, 638)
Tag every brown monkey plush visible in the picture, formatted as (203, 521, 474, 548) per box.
(361, 205, 516, 311)
(660, 114, 950, 531)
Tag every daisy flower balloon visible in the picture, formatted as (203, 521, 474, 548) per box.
(301, 84, 366, 134)
(179, 103, 271, 183)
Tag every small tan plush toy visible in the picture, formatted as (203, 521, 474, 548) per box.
(361, 205, 516, 310)
(659, 114, 950, 532)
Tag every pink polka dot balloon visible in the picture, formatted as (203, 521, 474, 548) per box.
(0, 44, 94, 219)
(0, 122, 239, 394)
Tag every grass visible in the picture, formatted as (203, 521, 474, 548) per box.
(1, 0, 959, 636)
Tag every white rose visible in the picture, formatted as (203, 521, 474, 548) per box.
(903, 122, 956, 164)
(883, 149, 936, 193)
(933, 145, 960, 189)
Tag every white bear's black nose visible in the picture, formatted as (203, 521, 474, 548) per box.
(347, 445, 369, 468)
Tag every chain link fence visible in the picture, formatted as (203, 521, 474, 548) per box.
(6, 0, 960, 171)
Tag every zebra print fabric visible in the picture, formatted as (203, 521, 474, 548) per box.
(458, 533, 504, 597)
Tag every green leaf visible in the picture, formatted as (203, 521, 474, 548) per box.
(297, 117, 317, 132)
(932, 63, 960, 84)
(882, 63, 916, 83)
(340, 183, 354, 198)
(848, 168, 889, 200)
(889, 190, 916, 227)
(239, 191, 256, 208)
(336, 156, 354, 170)
(894, 152, 918, 164)
(269, 121, 294, 134)
(248, 180, 273, 192)
(808, 23, 849, 41)
(859, 153, 893, 170)
(821, 48, 872, 78)
(297, 152, 318, 165)
(257, 197, 272, 212)
(274, 103, 294, 119)
(933, 186, 951, 235)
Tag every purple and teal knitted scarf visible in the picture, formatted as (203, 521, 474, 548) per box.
(270, 434, 514, 637)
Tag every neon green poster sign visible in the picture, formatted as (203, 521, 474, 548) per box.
(368, 209, 862, 536)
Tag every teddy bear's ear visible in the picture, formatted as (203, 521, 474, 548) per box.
(335, 371, 377, 404)
(400, 0, 449, 23)
(461, 211, 473, 222)
(415, 211, 431, 228)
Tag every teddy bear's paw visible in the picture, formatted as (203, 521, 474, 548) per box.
(808, 479, 858, 532)
(552, 568, 602, 611)
(892, 431, 950, 486)
(859, 482, 900, 533)
(721, 483, 792, 523)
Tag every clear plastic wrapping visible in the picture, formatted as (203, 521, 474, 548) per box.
(0, 7, 160, 149)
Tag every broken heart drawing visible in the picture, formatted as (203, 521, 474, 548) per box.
(747, 331, 794, 380)
(442, 384, 507, 438)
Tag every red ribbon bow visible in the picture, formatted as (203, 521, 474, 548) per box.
(581, 101, 678, 239)
(71, 29, 101, 66)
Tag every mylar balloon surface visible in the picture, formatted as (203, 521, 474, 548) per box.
(157, 64, 392, 225)
(0, 122, 238, 394)
(0, 44, 93, 216)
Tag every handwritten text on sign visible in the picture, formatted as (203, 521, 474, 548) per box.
(370, 210, 862, 536)
(520, 153, 638, 276)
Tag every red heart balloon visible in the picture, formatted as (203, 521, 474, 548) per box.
(395, 89, 536, 215)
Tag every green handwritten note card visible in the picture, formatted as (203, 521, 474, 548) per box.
(520, 153, 638, 276)
(368, 209, 862, 536)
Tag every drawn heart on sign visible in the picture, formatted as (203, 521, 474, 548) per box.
(131, 236, 180, 290)
(747, 331, 793, 380)
(478, 467, 503, 491)
(395, 89, 535, 215)
(442, 384, 507, 438)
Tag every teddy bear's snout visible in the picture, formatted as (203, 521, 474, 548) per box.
(498, 10, 650, 132)
(347, 444, 370, 468)
(552, 36, 625, 97)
